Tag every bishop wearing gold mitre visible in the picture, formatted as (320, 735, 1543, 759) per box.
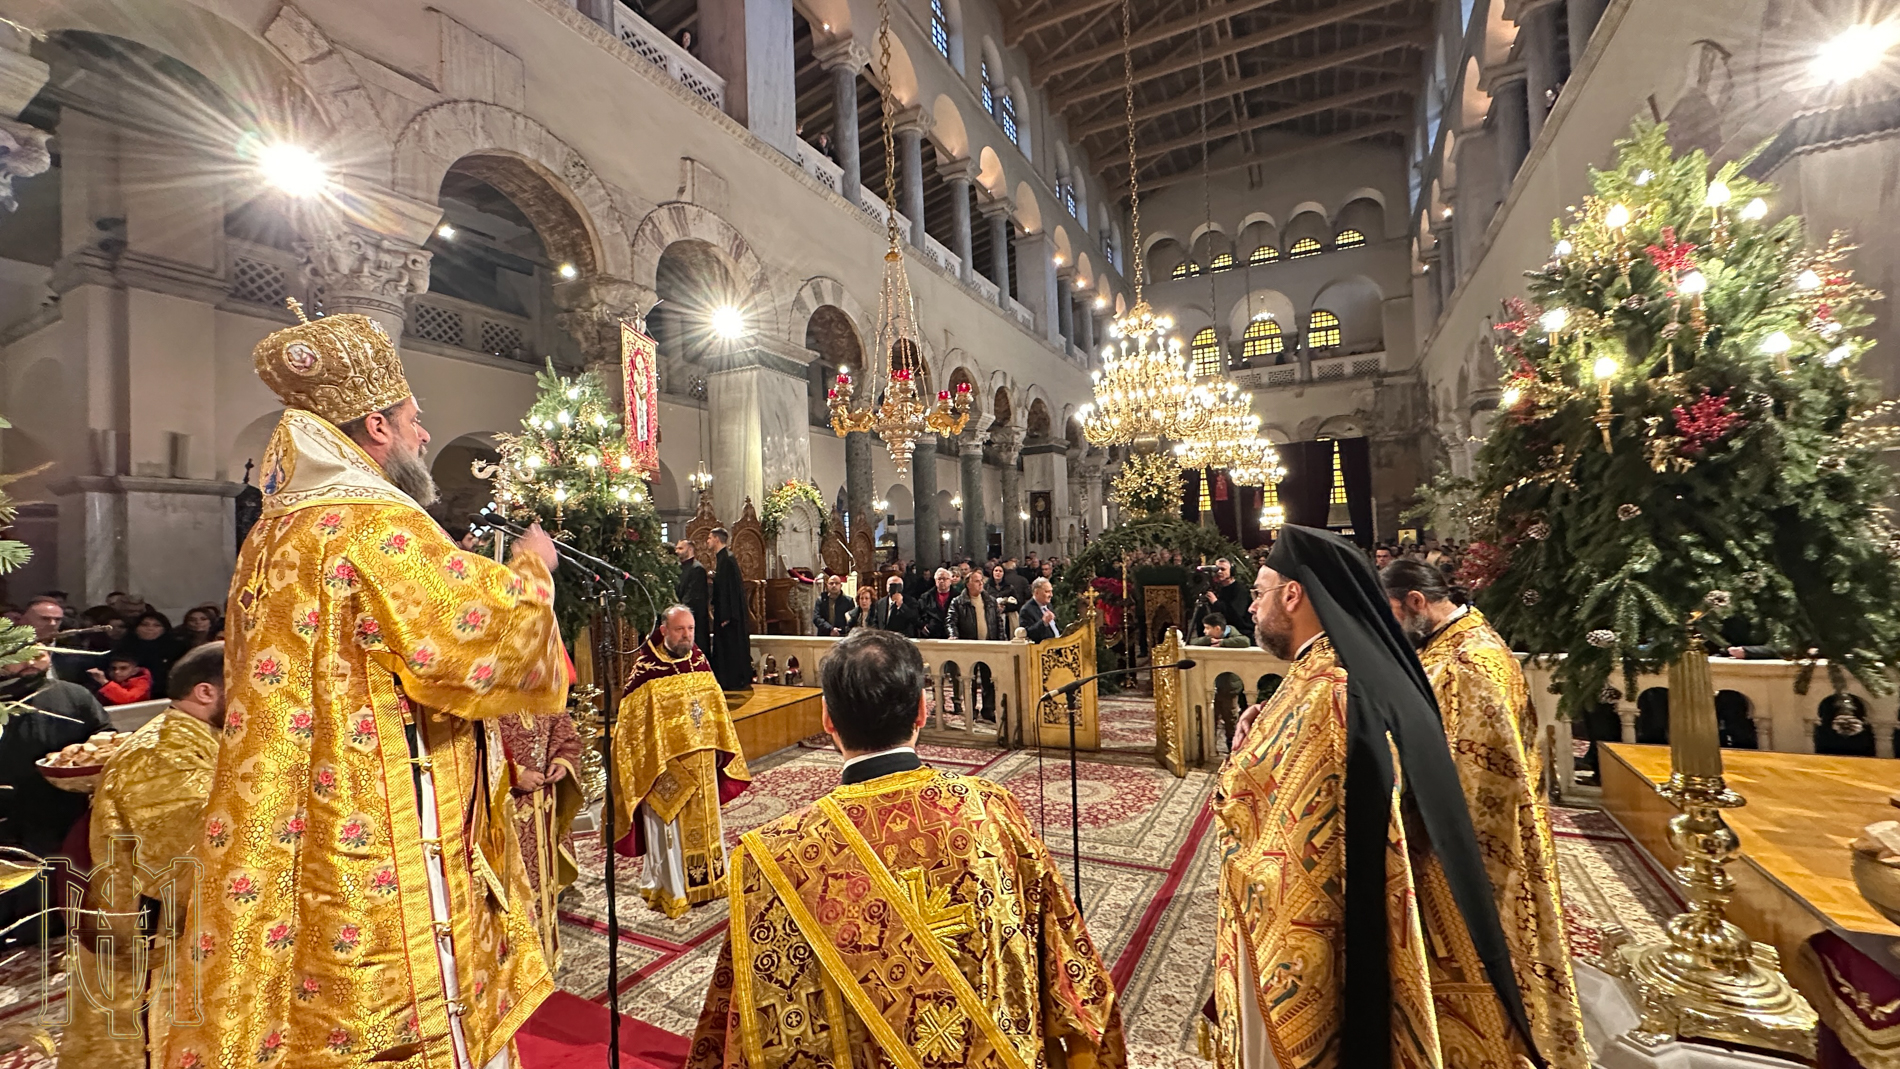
(1382, 560, 1588, 1069)
(690, 629, 1126, 1069)
(63, 642, 226, 1069)
(1217, 526, 1545, 1069)
(160, 303, 568, 1069)
(611, 603, 751, 918)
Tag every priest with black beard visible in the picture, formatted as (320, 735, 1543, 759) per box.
(1209, 525, 1545, 1069)
(707, 526, 752, 695)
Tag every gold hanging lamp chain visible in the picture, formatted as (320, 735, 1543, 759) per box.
(1121, 0, 1143, 306)
(878, 0, 901, 254)
(1195, 0, 1216, 367)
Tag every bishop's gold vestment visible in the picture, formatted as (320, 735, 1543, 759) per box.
(610, 633, 750, 918)
(160, 410, 568, 1069)
(63, 707, 220, 1069)
(1418, 607, 1587, 1069)
(689, 766, 1127, 1069)
(1213, 637, 1527, 1069)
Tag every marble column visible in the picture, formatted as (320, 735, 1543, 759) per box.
(958, 418, 991, 559)
(1567, 0, 1608, 70)
(913, 433, 941, 566)
(1081, 456, 1108, 548)
(1056, 276, 1075, 348)
(896, 108, 930, 250)
(816, 39, 869, 205)
(706, 347, 813, 522)
(1014, 230, 1061, 346)
(1492, 75, 1531, 189)
(938, 157, 978, 283)
(1076, 300, 1096, 354)
(980, 200, 1013, 306)
(993, 426, 1024, 560)
(845, 429, 875, 540)
(1521, 2, 1561, 141)
(699, 0, 797, 156)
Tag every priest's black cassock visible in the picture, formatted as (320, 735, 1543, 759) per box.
(676, 551, 712, 648)
(709, 546, 751, 692)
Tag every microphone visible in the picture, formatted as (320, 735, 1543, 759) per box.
(469, 513, 631, 580)
(1039, 658, 1196, 703)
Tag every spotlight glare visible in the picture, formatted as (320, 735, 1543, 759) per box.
(1593, 355, 1620, 381)
(1760, 331, 1794, 355)
(557, 262, 578, 280)
(258, 143, 328, 198)
(1813, 23, 1900, 83)
(437, 223, 456, 239)
(1741, 197, 1768, 221)
(1678, 270, 1708, 295)
(711, 305, 745, 339)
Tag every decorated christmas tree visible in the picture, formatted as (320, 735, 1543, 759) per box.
(483, 363, 677, 636)
(1464, 120, 1900, 717)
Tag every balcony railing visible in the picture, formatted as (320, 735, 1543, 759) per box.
(607, 1, 725, 110)
(406, 292, 534, 360)
(1231, 347, 1386, 390)
(792, 138, 846, 196)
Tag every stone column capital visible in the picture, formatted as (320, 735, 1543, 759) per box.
(553, 274, 657, 365)
(894, 106, 933, 136)
(936, 155, 980, 184)
(0, 116, 51, 212)
(977, 197, 1016, 221)
(816, 37, 872, 73)
(298, 225, 431, 321)
(990, 424, 1024, 460)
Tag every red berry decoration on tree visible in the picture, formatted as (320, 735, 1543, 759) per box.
(1671, 390, 1742, 457)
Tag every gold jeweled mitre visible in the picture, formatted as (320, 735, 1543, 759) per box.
(253, 298, 412, 426)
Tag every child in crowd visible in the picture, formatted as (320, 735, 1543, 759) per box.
(89, 652, 152, 705)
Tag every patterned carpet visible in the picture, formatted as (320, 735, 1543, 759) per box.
(0, 734, 1688, 1068)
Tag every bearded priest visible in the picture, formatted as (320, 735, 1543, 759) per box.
(1382, 559, 1588, 1069)
(611, 604, 750, 918)
(690, 629, 1126, 1069)
(161, 304, 569, 1069)
(1216, 526, 1543, 1069)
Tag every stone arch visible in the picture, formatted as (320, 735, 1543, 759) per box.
(1311, 275, 1385, 350)
(1459, 56, 1488, 128)
(1013, 181, 1043, 233)
(790, 275, 873, 349)
(1441, 128, 1459, 186)
(947, 365, 984, 420)
(1282, 208, 1330, 250)
(1481, 2, 1518, 68)
(1025, 397, 1053, 441)
(977, 146, 1007, 195)
(631, 202, 777, 338)
(1335, 197, 1385, 242)
(1228, 289, 1297, 339)
(932, 94, 971, 158)
(992, 385, 1015, 429)
(392, 100, 630, 278)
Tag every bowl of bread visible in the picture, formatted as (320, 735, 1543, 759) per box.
(1851, 795, 1900, 929)
(36, 731, 128, 794)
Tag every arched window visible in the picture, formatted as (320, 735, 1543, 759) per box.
(1101, 230, 1115, 262)
(1308, 309, 1341, 348)
(1210, 252, 1235, 272)
(1289, 237, 1322, 259)
(1064, 183, 1077, 218)
(1334, 228, 1366, 250)
(1249, 244, 1279, 264)
(1001, 93, 1019, 144)
(1171, 261, 1193, 279)
(1191, 327, 1221, 378)
(930, 0, 950, 58)
(1242, 318, 1284, 360)
(981, 61, 995, 114)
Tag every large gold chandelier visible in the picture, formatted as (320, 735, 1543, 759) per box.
(828, 0, 969, 473)
(1081, 0, 1198, 449)
(1174, 379, 1283, 487)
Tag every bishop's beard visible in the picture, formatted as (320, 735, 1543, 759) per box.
(381, 443, 439, 507)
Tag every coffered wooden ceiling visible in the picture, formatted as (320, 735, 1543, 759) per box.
(1003, 0, 1431, 192)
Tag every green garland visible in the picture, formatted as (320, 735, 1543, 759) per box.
(761, 479, 827, 541)
(1111, 452, 1185, 517)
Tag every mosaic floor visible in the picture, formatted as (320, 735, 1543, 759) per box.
(0, 730, 1685, 1068)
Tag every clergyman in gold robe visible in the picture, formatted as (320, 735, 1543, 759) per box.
(63, 642, 226, 1069)
(161, 308, 569, 1069)
(1383, 559, 1588, 1069)
(690, 628, 1126, 1069)
(498, 704, 584, 967)
(610, 604, 751, 919)
(1217, 526, 1543, 1069)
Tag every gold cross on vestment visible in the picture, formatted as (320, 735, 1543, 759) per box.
(914, 1002, 968, 1061)
(689, 699, 704, 727)
(894, 867, 974, 949)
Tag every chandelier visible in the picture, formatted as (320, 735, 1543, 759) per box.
(1081, 0, 1199, 449)
(827, 0, 969, 473)
(1174, 379, 1284, 487)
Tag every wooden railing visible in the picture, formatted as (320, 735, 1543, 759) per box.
(751, 634, 1038, 748)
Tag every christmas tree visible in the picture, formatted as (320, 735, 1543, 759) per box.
(1464, 120, 1900, 717)
(484, 363, 678, 637)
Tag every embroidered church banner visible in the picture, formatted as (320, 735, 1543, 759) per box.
(622, 321, 660, 479)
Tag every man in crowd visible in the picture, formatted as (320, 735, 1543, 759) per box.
(612, 604, 750, 919)
(675, 538, 712, 647)
(811, 572, 853, 636)
(1382, 559, 1587, 1069)
(917, 567, 958, 639)
(1374, 546, 1394, 569)
(1191, 612, 1252, 750)
(1192, 558, 1251, 639)
(64, 642, 226, 1068)
(1022, 577, 1060, 642)
(1021, 551, 1041, 580)
(0, 649, 110, 943)
(867, 575, 920, 637)
(163, 307, 568, 1069)
(689, 629, 1126, 1068)
(22, 594, 99, 695)
(1213, 525, 1540, 1069)
(708, 527, 753, 694)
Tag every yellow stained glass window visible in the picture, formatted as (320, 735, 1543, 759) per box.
(1242, 318, 1284, 360)
(1289, 237, 1322, 259)
(1191, 327, 1221, 378)
(1249, 244, 1279, 264)
(1334, 228, 1366, 250)
(1308, 309, 1341, 348)
(1210, 252, 1235, 272)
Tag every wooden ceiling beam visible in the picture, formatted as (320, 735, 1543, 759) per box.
(1033, 0, 1289, 86)
(1097, 79, 1411, 173)
(1069, 29, 1428, 138)
(1052, 0, 1406, 110)
(1132, 118, 1409, 193)
(1006, 0, 1121, 46)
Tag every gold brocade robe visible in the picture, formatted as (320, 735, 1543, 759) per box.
(1213, 637, 1527, 1069)
(1418, 608, 1587, 1069)
(609, 637, 750, 918)
(161, 409, 568, 1069)
(689, 767, 1127, 1069)
(64, 708, 221, 1069)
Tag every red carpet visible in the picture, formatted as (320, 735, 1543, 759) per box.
(518, 990, 690, 1069)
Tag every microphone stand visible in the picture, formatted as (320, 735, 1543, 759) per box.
(1039, 659, 1197, 916)
(564, 552, 628, 1068)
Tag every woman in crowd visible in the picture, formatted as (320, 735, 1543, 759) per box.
(986, 562, 1020, 633)
(844, 586, 876, 633)
(175, 604, 220, 650)
(113, 610, 182, 699)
